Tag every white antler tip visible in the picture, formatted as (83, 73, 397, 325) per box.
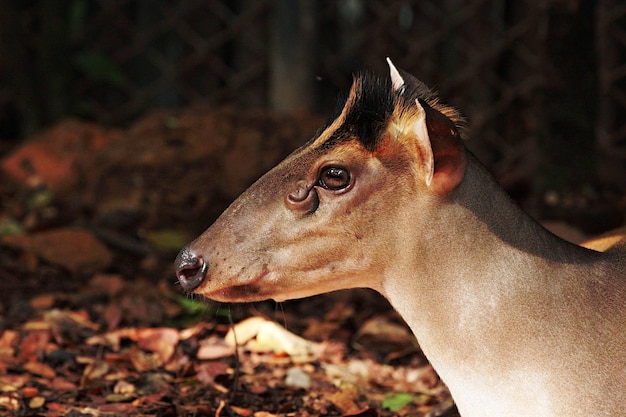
(386, 57, 405, 93)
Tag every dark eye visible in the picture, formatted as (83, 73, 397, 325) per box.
(318, 166, 351, 191)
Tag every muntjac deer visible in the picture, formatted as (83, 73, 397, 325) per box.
(175, 59, 625, 417)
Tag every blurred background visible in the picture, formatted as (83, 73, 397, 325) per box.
(0, 3, 624, 414)
(1, 0, 625, 239)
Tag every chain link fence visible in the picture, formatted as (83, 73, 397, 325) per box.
(1, 0, 625, 190)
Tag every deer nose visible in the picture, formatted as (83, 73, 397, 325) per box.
(175, 244, 208, 291)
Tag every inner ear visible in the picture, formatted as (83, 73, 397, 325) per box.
(419, 99, 466, 195)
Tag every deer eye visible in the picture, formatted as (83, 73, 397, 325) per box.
(318, 166, 351, 191)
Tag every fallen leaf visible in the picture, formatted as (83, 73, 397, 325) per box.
(86, 327, 137, 351)
(164, 350, 190, 373)
(197, 335, 235, 360)
(354, 316, 414, 349)
(17, 330, 50, 363)
(113, 380, 136, 395)
(28, 396, 46, 408)
(353, 316, 417, 362)
(127, 346, 161, 371)
(136, 327, 180, 363)
(105, 393, 135, 403)
(21, 318, 52, 331)
(46, 402, 68, 413)
(0, 374, 29, 390)
(21, 386, 39, 397)
(179, 322, 212, 340)
(99, 402, 137, 412)
(226, 317, 316, 357)
(342, 408, 378, 417)
(327, 385, 361, 414)
(23, 361, 56, 379)
(30, 293, 56, 309)
(253, 412, 278, 417)
(80, 360, 109, 386)
(0, 330, 19, 358)
(0, 393, 20, 412)
(230, 404, 253, 416)
(224, 316, 267, 346)
(103, 303, 123, 330)
(381, 392, 415, 412)
(44, 309, 100, 344)
(49, 378, 77, 390)
(195, 361, 229, 385)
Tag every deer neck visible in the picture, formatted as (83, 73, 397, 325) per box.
(377, 156, 605, 417)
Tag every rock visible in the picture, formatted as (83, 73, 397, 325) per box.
(1, 119, 118, 192)
(285, 367, 311, 388)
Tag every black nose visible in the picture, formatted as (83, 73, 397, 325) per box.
(174, 244, 208, 291)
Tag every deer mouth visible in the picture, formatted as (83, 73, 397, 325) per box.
(201, 263, 272, 303)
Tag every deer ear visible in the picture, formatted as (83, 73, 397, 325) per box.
(411, 99, 466, 195)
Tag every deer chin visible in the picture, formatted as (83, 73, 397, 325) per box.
(205, 284, 267, 303)
(197, 263, 273, 303)
(202, 267, 347, 303)
(210, 287, 309, 304)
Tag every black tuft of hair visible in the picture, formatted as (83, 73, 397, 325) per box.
(337, 72, 395, 151)
(315, 68, 464, 152)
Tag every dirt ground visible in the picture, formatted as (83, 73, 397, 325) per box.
(0, 106, 623, 416)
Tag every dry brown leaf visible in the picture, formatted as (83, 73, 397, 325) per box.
(253, 411, 279, 417)
(197, 335, 235, 360)
(86, 327, 137, 351)
(0, 330, 19, 358)
(230, 404, 253, 416)
(17, 330, 50, 363)
(224, 316, 267, 346)
(30, 293, 56, 309)
(136, 327, 180, 363)
(0, 393, 20, 412)
(227, 317, 317, 357)
(179, 322, 212, 340)
(0, 374, 28, 390)
(81, 360, 109, 386)
(195, 361, 230, 385)
(103, 303, 123, 330)
(127, 345, 161, 371)
(49, 378, 77, 390)
(99, 402, 138, 413)
(28, 396, 46, 409)
(327, 385, 361, 414)
(113, 380, 136, 395)
(44, 309, 100, 344)
(23, 361, 56, 379)
(21, 386, 39, 397)
(354, 316, 413, 347)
